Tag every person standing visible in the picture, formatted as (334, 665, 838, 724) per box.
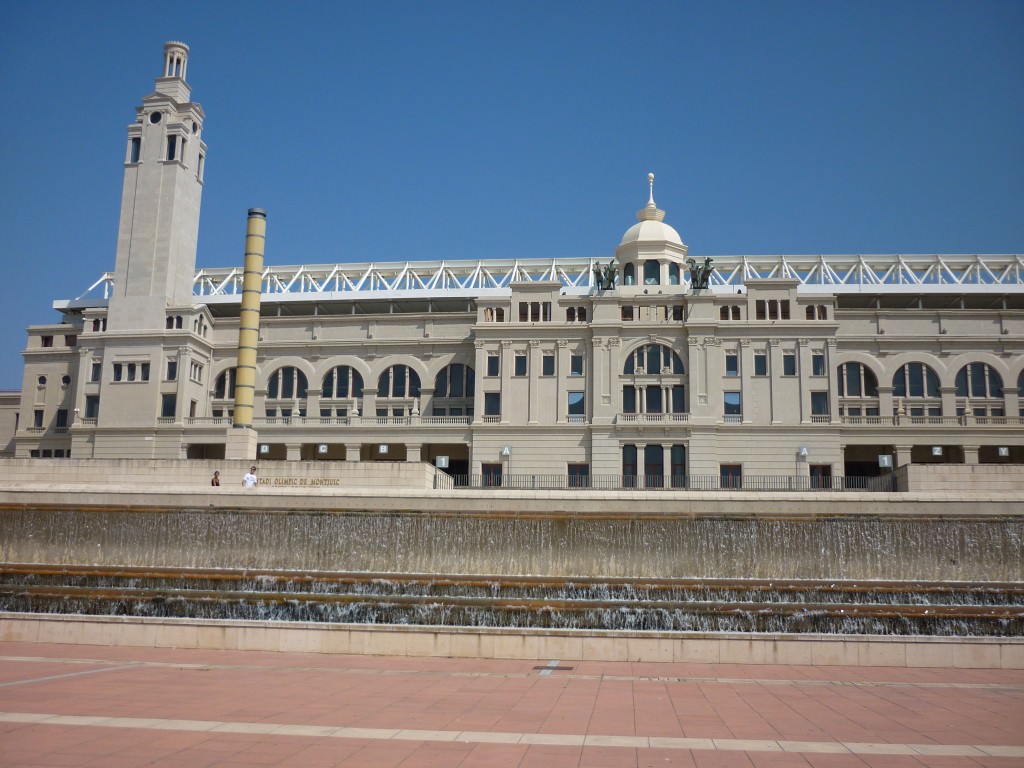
(211, 470, 221, 487)
(242, 466, 258, 488)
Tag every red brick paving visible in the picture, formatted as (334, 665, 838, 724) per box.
(0, 641, 1022, 767)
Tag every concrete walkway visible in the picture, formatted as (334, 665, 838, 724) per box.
(1, 642, 1022, 767)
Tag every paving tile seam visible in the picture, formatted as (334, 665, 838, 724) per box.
(4, 655, 1021, 691)
(0, 663, 140, 688)
(1, 711, 1022, 759)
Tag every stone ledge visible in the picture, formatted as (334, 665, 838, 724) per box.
(2, 614, 1020, 669)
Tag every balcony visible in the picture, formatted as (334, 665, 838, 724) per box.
(181, 415, 473, 428)
(840, 414, 1023, 427)
(617, 413, 690, 424)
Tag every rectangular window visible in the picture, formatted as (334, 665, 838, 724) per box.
(514, 354, 527, 377)
(55, 409, 68, 428)
(725, 353, 739, 377)
(161, 394, 177, 418)
(482, 463, 503, 488)
(518, 302, 529, 322)
(166, 360, 177, 381)
(483, 392, 501, 417)
(542, 354, 555, 376)
(811, 391, 829, 416)
(720, 464, 742, 489)
(197, 152, 205, 180)
(755, 300, 766, 320)
(671, 385, 685, 412)
(568, 464, 590, 488)
(33, 409, 44, 428)
(570, 354, 584, 376)
(129, 137, 141, 163)
(85, 395, 99, 419)
(113, 363, 123, 382)
(724, 391, 742, 416)
(41, 335, 53, 348)
(672, 305, 684, 321)
(671, 444, 686, 487)
(190, 362, 203, 383)
(812, 352, 826, 377)
(127, 363, 137, 381)
(90, 362, 102, 382)
(754, 353, 768, 377)
(623, 385, 636, 413)
(65, 335, 77, 347)
(567, 391, 585, 416)
(140, 363, 150, 381)
(645, 385, 663, 414)
(486, 353, 500, 377)
(780, 300, 791, 319)
(622, 444, 638, 486)
(783, 353, 797, 376)
(621, 305, 634, 321)
(166, 135, 177, 161)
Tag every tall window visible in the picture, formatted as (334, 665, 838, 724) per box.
(433, 363, 475, 418)
(622, 445, 638, 486)
(725, 353, 739, 377)
(892, 362, 941, 417)
(377, 365, 421, 398)
(322, 365, 364, 398)
(643, 260, 660, 285)
(267, 367, 308, 400)
(567, 391, 585, 419)
(621, 343, 687, 415)
(486, 353, 500, 377)
(214, 368, 237, 400)
(514, 354, 527, 376)
(837, 362, 879, 417)
(724, 391, 742, 419)
(570, 354, 584, 377)
(483, 392, 501, 417)
(955, 363, 1004, 416)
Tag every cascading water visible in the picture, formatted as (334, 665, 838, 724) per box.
(1, 507, 1022, 636)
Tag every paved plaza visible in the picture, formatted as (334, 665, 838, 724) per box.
(0, 641, 1022, 767)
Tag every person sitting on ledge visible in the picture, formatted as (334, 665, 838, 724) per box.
(242, 466, 258, 489)
(211, 470, 221, 487)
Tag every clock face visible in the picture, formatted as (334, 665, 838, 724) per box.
(149, 112, 162, 124)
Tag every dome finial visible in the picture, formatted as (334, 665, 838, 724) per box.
(636, 171, 665, 222)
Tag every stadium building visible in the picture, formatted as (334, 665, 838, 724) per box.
(12, 42, 1024, 486)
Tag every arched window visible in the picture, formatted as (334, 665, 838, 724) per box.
(817, 305, 827, 320)
(623, 263, 636, 286)
(837, 363, 879, 418)
(805, 305, 815, 320)
(577, 307, 587, 322)
(267, 366, 308, 400)
(623, 343, 685, 375)
(432, 363, 475, 418)
(214, 368, 236, 400)
(166, 316, 174, 329)
(892, 363, 941, 417)
(955, 363, 1004, 417)
(668, 263, 680, 285)
(720, 306, 730, 320)
(621, 344, 686, 415)
(321, 366, 364, 399)
(731, 306, 740, 320)
(643, 260, 660, 285)
(566, 307, 576, 322)
(378, 364, 421, 398)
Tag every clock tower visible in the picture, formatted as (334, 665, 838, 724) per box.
(107, 41, 206, 330)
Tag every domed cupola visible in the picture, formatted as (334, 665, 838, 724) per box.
(615, 173, 688, 289)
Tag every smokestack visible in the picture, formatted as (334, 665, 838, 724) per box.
(232, 208, 266, 430)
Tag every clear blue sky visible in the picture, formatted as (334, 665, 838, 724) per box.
(1, 1, 1022, 388)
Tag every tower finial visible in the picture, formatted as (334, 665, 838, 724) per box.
(647, 172, 656, 208)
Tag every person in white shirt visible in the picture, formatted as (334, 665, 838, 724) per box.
(242, 466, 258, 488)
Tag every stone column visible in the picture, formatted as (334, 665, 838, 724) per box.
(286, 442, 301, 461)
(345, 443, 361, 462)
(406, 444, 422, 463)
(963, 445, 980, 465)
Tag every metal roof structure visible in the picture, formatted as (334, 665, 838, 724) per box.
(59, 253, 1024, 309)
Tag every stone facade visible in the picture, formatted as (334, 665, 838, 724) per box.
(11, 43, 1024, 484)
